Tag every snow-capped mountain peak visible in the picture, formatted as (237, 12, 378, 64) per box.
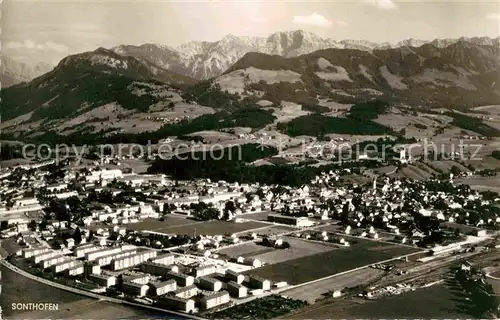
(110, 30, 500, 80)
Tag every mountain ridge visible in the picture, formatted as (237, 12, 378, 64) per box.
(1, 56, 54, 87)
(112, 30, 500, 80)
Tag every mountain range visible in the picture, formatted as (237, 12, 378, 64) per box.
(112, 30, 500, 80)
(1, 30, 499, 139)
(1, 56, 54, 87)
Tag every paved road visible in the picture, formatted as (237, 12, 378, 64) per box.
(0, 258, 205, 320)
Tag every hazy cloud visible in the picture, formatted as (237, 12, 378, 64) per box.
(486, 13, 500, 21)
(292, 13, 334, 27)
(5, 40, 69, 53)
(367, 0, 398, 10)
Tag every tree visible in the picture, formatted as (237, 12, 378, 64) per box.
(28, 220, 37, 231)
(73, 227, 83, 244)
(0, 221, 9, 230)
(223, 201, 236, 220)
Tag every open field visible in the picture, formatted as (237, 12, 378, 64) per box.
(472, 105, 500, 114)
(286, 283, 471, 319)
(127, 218, 268, 236)
(282, 267, 386, 303)
(126, 216, 196, 230)
(456, 176, 500, 193)
(399, 165, 432, 180)
(414, 161, 439, 175)
(315, 225, 401, 243)
(10, 299, 172, 320)
(217, 242, 275, 258)
(0, 265, 171, 319)
(465, 155, 500, 171)
(246, 241, 420, 285)
(248, 237, 337, 265)
(241, 210, 271, 221)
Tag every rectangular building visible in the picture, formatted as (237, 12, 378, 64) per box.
(33, 251, 61, 264)
(194, 264, 216, 278)
(200, 291, 230, 310)
(149, 253, 175, 265)
(141, 261, 172, 277)
(42, 255, 68, 269)
(156, 296, 195, 313)
(74, 244, 102, 258)
(51, 260, 80, 274)
(23, 247, 50, 259)
(85, 247, 122, 262)
(86, 263, 101, 275)
(225, 269, 244, 284)
(89, 274, 116, 287)
(66, 264, 85, 276)
(96, 249, 137, 266)
(111, 250, 157, 271)
(248, 275, 271, 290)
(227, 281, 248, 298)
(167, 272, 194, 287)
(123, 282, 149, 297)
(152, 279, 177, 296)
(267, 214, 309, 227)
(198, 276, 222, 292)
(173, 285, 198, 299)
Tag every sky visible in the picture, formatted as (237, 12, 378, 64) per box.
(2, 0, 500, 65)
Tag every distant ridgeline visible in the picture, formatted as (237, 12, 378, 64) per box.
(4, 106, 276, 147)
(277, 100, 395, 138)
(147, 143, 383, 187)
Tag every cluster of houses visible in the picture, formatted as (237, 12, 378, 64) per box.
(12, 239, 275, 314)
(1, 152, 499, 315)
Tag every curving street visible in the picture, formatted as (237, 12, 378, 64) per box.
(0, 258, 206, 320)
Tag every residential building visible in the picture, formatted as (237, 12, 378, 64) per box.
(225, 269, 244, 284)
(141, 261, 172, 277)
(123, 282, 149, 297)
(156, 296, 195, 313)
(149, 253, 175, 265)
(51, 260, 80, 274)
(248, 275, 271, 290)
(198, 276, 222, 291)
(227, 281, 248, 298)
(66, 264, 85, 276)
(89, 274, 116, 287)
(152, 279, 177, 296)
(85, 247, 122, 262)
(267, 214, 310, 227)
(200, 291, 230, 310)
(168, 272, 194, 287)
(193, 264, 216, 278)
(173, 285, 198, 299)
(111, 250, 157, 271)
(41, 255, 68, 269)
(23, 247, 50, 259)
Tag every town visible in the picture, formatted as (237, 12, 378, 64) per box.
(1, 144, 499, 319)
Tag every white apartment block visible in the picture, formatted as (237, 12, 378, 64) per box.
(96, 249, 137, 266)
(23, 247, 50, 259)
(111, 250, 157, 271)
(153, 279, 177, 296)
(198, 276, 222, 292)
(42, 255, 70, 269)
(34, 251, 62, 264)
(227, 281, 248, 298)
(74, 244, 102, 258)
(201, 291, 230, 310)
(85, 247, 123, 261)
